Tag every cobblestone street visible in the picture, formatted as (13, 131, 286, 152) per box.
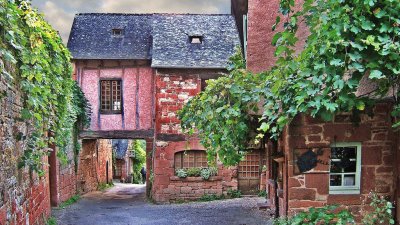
(53, 183, 273, 225)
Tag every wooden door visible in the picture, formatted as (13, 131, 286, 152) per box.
(238, 150, 262, 195)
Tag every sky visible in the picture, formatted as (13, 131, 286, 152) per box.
(30, 0, 231, 44)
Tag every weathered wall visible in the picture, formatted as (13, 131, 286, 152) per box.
(0, 63, 51, 224)
(152, 140, 237, 202)
(267, 103, 396, 218)
(77, 139, 113, 193)
(246, 0, 307, 73)
(152, 69, 237, 202)
(74, 60, 154, 131)
(155, 71, 200, 135)
(49, 143, 77, 206)
(57, 147, 77, 204)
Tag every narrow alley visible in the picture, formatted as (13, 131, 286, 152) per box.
(53, 183, 272, 225)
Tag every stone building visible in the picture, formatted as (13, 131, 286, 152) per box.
(0, 48, 78, 224)
(232, 0, 399, 221)
(68, 13, 269, 202)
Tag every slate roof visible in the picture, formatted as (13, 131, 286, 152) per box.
(67, 13, 240, 69)
(68, 14, 153, 60)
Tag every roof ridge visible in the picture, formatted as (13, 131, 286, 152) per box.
(75, 13, 232, 16)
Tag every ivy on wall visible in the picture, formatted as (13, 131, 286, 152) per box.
(179, 0, 400, 165)
(0, 0, 90, 174)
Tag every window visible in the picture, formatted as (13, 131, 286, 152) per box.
(189, 35, 203, 44)
(174, 150, 208, 169)
(100, 80, 122, 114)
(329, 142, 361, 194)
(112, 29, 123, 36)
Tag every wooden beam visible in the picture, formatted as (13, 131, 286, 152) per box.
(79, 129, 154, 139)
(156, 134, 187, 142)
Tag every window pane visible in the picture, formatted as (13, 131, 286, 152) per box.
(343, 147, 356, 159)
(177, 151, 208, 169)
(343, 175, 355, 186)
(174, 153, 182, 169)
(330, 175, 342, 186)
(101, 80, 122, 113)
(343, 161, 356, 172)
(331, 147, 344, 159)
(330, 161, 342, 173)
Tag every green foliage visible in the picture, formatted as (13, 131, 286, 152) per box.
(179, 48, 263, 166)
(0, 0, 90, 174)
(58, 195, 80, 209)
(175, 168, 187, 178)
(130, 140, 146, 184)
(227, 189, 242, 198)
(179, 0, 400, 165)
(208, 167, 218, 176)
(200, 168, 211, 180)
(46, 217, 57, 225)
(175, 167, 217, 180)
(258, 190, 267, 197)
(260, 0, 400, 139)
(274, 205, 355, 225)
(362, 192, 395, 225)
(200, 167, 218, 180)
(186, 167, 202, 177)
(199, 194, 225, 202)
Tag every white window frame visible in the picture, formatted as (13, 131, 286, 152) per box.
(329, 142, 361, 195)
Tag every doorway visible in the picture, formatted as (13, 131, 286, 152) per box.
(238, 150, 265, 195)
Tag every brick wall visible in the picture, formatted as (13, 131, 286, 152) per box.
(152, 140, 237, 202)
(246, 0, 307, 73)
(49, 143, 77, 206)
(152, 69, 237, 202)
(77, 139, 113, 193)
(57, 146, 77, 203)
(155, 72, 200, 135)
(268, 103, 396, 218)
(0, 62, 51, 224)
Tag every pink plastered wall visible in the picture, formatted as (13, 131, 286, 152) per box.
(80, 67, 154, 131)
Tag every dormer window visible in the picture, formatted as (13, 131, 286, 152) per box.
(189, 35, 203, 44)
(112, 29, 123, 36)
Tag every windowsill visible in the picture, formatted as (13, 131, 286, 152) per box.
(100, 112, 122, 115)
(170, 176, 222, 182)
(329, 188, 360, 195)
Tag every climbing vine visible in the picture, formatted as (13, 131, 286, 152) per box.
(0, 0, 90, 174)
(179, 0, 400, 165)
(179, 49, 263, 165)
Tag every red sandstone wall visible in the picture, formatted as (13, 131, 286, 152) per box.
(49, 144, 77, 206)
(77, 139, 113, 193)
(152, 69, 238, 202)
(270, 103, 396, 217)
(246, 0, 307, 73)
(155, 73, 200, 134)
(152, 140, 237, 202)
(74, 60, 154, 131)
(58, 156, 77, 203)
(0, 73, 51, 224)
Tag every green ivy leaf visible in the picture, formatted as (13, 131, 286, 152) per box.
(369, 70, 384, 79)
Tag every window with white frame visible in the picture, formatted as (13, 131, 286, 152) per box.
(329, 142, 361, 194)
